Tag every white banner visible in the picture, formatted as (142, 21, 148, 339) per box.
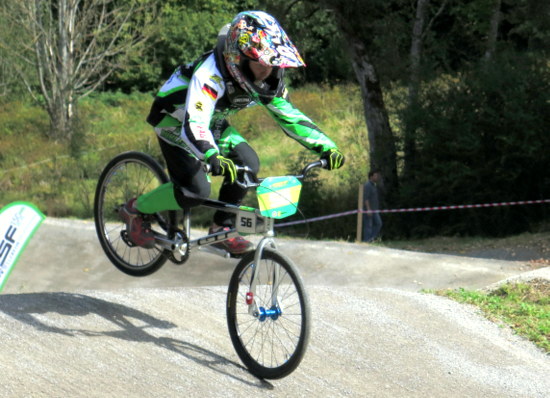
(0, 202, 45, 292)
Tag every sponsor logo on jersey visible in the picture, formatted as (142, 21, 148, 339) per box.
(209, 75, 222, 84)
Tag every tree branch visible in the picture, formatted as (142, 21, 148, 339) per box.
(422, 0, 448, 39)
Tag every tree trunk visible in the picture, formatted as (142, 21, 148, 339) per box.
(32, 0, 75, 140)
(409, 0, 429, 104)
(345, 34, 398, 203)
(46, 95, 75, 141)
(322, 1, 398, 202)
(404, 0, 429, 180)
(484, 0, 501, 61)
(55, 0, 75, 140)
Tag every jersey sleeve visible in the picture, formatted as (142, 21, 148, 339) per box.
(180, 63, 225, 159)
(264, 95, 338, 154)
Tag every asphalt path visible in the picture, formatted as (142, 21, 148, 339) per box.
(1, 218, 548, 397)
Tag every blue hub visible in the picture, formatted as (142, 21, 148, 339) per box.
(258, 305, 282, 322)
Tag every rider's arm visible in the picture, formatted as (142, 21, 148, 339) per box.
(263, 92, 338, 154)
(180, 56, 225, 159)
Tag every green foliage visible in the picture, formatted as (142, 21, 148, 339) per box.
(393, 51, 550, 237)
(109, 0, 259, 92)
(0, 1, 35, 97)
(109, 0, 355, 91)
(437, 280, 550, 353)
(262, 1, 354, 85)
(499, 0, 550, 52)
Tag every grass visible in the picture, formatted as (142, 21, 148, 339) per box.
(433, 279, 550, 353)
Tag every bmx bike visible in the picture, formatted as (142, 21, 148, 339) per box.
(93, 151, 325, 379)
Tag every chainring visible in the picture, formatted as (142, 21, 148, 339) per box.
(168, 229, 190, 265)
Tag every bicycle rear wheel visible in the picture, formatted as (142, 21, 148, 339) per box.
(94, 151, 175, 276)
(227, 248, 310, 379)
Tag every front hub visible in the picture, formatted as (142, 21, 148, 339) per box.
(258, 305, 282, 322)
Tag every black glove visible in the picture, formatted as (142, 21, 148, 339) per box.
(207, 154, 237, 183)
(321, 149, 345, 170)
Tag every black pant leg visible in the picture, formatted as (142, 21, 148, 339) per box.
(157, 137, 211, 208)
(213, 142, 260, 227)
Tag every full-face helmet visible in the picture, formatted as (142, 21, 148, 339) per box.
(224, 11, 305, 103)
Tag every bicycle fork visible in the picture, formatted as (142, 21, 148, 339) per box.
(246, 237, 282, 321)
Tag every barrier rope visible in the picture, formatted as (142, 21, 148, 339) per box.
(276, 199, 550, 228)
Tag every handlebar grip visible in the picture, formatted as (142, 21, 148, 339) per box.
(204, 162, 256, 187)
(203, 163, 250, 175)
(235, 165, 253, 174)
(300, 159, 326, 178)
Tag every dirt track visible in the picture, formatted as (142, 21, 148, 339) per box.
(1, 218, 548, 397)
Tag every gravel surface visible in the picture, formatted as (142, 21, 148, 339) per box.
(0, 218, 548, 397)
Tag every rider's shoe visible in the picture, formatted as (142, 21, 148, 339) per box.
(208, 225, 254, 256)
(119, 198, 155, 249)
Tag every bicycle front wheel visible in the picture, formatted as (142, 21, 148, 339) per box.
(227, 248, 311, 379)
(93, 151, 174, 276)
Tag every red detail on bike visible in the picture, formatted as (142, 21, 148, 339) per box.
(246, 292, 254, 305)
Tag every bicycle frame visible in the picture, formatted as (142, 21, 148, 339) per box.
(154, 159, 325, 318)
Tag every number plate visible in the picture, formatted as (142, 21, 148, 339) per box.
(236, 211, 256, 234)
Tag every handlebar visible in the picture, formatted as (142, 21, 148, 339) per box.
(234, 159, 327, 189)
(204, 159, 326, 189)
(297, 159, 327, 179)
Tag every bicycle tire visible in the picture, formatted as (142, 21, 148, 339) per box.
(226, 248, 311, 379)
(93, 151, 175, 276)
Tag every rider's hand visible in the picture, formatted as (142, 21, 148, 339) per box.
(207, 154, 237, 183)
(321, 149, 345, 170)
